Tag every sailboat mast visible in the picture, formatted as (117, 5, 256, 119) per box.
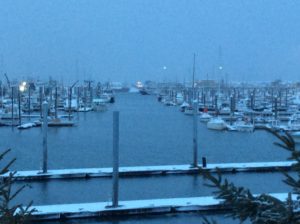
(192, 53, 196, 100)
(192, 53, 198, 167)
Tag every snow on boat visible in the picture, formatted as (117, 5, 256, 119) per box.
(227, 119, 254, 132)
(199, 112, 212, 122)
(207, 117, 227, 131)
(77, 107, 93, 112)
(17, 122, 36, 129)
(179, 102, 190, 112)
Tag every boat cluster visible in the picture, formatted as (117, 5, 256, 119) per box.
(0, 79, 118, 129)
(155, 81, 300, 141)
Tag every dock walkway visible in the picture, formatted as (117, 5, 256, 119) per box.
(3, 161, 296, 181)
(30, 193, 291, 220)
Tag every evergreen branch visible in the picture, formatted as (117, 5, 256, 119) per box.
(0, 149, 11, 162)
(0, 159, 16, 175)
(201, 216, 218, 224)
(0, 149, 33, 223)
(203, 169, 299, 223)
(201, 128, 300, 224)
(9, 185, 27, 202)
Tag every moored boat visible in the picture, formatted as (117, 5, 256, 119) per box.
(228, 119, 254, 132)
(207, 117, 227, 130)
(34, 117, 75, 127)
(77, 107, 93, 112)
(17, 122, 37, 129)
(199, 112, 212, 122)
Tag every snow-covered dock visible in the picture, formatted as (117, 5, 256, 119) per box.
(3, 161, 296, 181)
(30, 193, 291, 220)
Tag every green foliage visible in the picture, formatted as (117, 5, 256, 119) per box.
(202, 129, 300, 224)
(0, 149, 34, 224)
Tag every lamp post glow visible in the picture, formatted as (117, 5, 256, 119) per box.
(19, 81, 27, 93)
(19, 85, 25, 92)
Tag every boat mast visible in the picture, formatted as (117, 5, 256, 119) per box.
(218, 46, 223, 96)
(192, 54, 196, 101)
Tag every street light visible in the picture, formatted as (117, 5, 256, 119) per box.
(19, 85, 25, 92)
(19, 81, 26, 92)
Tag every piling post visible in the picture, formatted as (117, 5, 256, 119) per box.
(271, 88, 274, 110)
(68, 87, 72, 121)
(90, 87, 93, 106)
(230, 96, 234, 125)
(279, 90, 282, 107)
(214, 95, 218, 115)
(84, 87, 87, 111)
(28, 85, 31, 119)
(42, 101, 48, 173)
(0, 85, 3, 106)
(202, 157, 207, 168)
(77, 87, 80, 112)
(274, 96, 278, 120)
(192, 101, 198, 167)
(18, 89, 21, 125)
(49, 87, 53, 114)
(250, 93, 254, 110)
(112, 111, 120, 207)
(192, 53, 198, 168)
(11, 87, 14, 126)
(55, 87, 58, 119)
(285, 88, 288, 108)
(39, 87, 43, 118)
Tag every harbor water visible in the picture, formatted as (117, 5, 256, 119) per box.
(2, 93, 289, 169)
(1, 93, 292, 223)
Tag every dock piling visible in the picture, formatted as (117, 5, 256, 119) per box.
(112, 111, 120, 207)
(42, 101, 48, 173)
(192, 101, 198, 167)
(11, 87, 14, 126)
(202, 157, 207, 168)
(28, 85, 31, 119)
(39, 87, 43, 118)
(18, 89, 21, 125)
(274, 96, 278, 120)
(54, 87, 58, 118)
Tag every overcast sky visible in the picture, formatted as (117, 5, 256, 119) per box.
(0, 0, 300, 84)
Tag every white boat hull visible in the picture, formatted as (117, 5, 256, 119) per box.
(235, 125, 254, 132)
(207, 118, 227, 130)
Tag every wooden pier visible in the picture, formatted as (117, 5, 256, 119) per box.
(29, 193, 292, 221)
(3, 161, 296, 181)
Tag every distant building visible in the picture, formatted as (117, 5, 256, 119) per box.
(195, 80, 218, 89)
(109, 82, 129, 92)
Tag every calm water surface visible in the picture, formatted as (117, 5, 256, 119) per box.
(0, 93, 292, 223)
(1, 93, 289, 170)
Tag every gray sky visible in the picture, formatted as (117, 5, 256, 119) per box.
(1, 0, 300, 84)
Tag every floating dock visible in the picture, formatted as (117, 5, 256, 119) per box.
(29, 193, 291, 220)
(3, 161, 296, 181)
